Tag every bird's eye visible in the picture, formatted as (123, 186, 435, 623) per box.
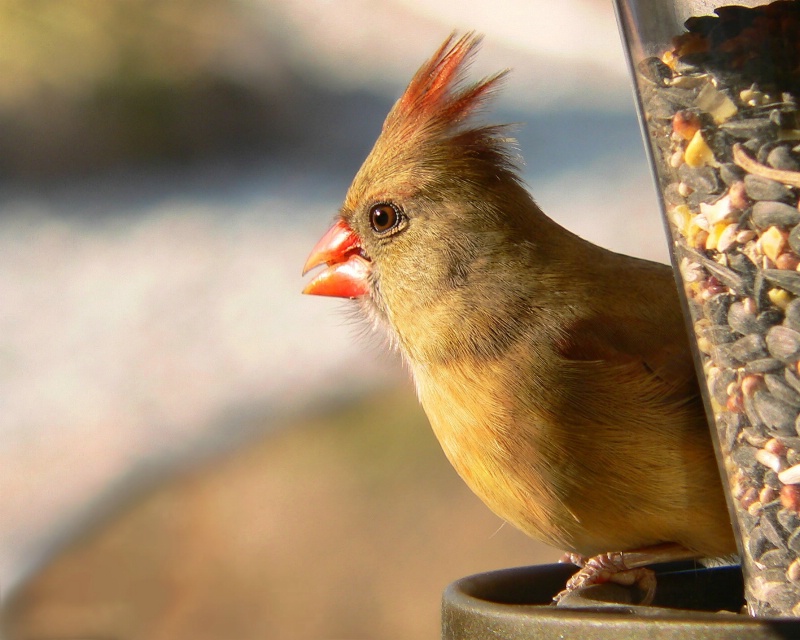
(369, 203, 400, 233)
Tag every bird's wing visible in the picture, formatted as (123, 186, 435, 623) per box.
(554, 312, 701, 404)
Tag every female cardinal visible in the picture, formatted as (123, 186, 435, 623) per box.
(302, 33, 735, 600)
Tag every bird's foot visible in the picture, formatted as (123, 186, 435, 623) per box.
(554, 553, 657, 604)
(553, 542, 698, 606)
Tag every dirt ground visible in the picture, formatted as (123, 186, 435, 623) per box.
(3, 388, 558, 639)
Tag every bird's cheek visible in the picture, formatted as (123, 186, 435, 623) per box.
(302, 255, 371, 298)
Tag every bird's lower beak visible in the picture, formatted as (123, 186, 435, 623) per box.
(302, 219, 371, 298)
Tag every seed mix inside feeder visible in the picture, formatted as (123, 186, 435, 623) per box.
(634, 0, 800, 618)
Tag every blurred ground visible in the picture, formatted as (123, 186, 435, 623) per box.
(3, 388, 557, 640)
(0, 0, 667, 638)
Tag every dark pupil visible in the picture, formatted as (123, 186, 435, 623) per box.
(372, 205, 395, 231)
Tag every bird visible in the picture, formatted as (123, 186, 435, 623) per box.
(301, 32, 736, 602)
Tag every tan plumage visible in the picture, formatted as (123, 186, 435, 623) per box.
(303, 32, 735, 592)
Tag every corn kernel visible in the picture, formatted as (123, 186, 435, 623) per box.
(760, 226, 788, 263)
(684, 130, 716, 167)
(705, 222, 728, 251)
(769, 287, 792, 309)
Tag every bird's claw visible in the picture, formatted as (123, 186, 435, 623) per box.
(553, 551, 657, 605)
(558, 551, 587, 566)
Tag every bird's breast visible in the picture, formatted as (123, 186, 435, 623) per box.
(412, 361, 571, 546)
(410, 353, 736, 558)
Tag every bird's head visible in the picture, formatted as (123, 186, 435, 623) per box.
(303, 33, 545, 361)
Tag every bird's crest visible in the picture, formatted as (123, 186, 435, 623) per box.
(347, 32, 518, 204)
(387, 32, 507, 136)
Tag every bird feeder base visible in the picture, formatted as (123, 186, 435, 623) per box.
(442, 563, 800, 639)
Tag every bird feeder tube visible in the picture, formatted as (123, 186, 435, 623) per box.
(615, 0, 800, 618)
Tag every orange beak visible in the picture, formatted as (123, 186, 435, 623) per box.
(302, 219, 371, 298)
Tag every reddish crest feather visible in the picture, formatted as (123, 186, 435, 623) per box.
(387, 32, 508, 135)
(345, 32, 517, 209)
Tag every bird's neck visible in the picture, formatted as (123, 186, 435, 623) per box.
(385, 237, 567, 371)
(375, 193, 602, 370)
(392, 286, 536, 369)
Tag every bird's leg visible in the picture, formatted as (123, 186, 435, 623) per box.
(553, 542, 699, 605)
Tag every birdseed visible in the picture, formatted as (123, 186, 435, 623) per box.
(636, 0, 800, 617)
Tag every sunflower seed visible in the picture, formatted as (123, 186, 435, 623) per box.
(752, 201, 800, 228)
(767, 325, 800, 361)
(763, 270, 800, 297)
(746, 175, 796, 203)
(755, 390, 797, 434)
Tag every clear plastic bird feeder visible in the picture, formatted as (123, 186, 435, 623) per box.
(615, 0, 800, 617)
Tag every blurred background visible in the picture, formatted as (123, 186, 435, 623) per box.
(0, 0, 671, 638)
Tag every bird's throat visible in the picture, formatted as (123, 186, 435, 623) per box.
(390, 284, 540, 370)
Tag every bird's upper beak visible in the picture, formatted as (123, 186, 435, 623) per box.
(302, 219, 371, 298)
